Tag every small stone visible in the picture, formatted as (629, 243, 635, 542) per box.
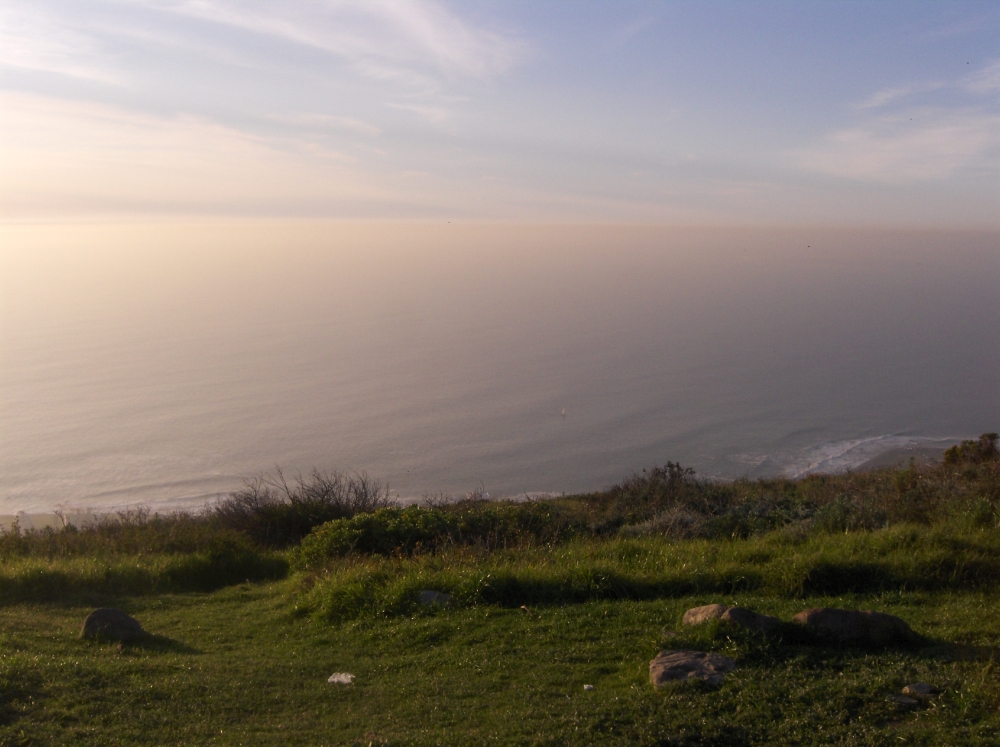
(682, 604, 781, 634)
(792, 608, 919, 646)
(903, 683, 939, 700)
(649, 650, 737, 688)
(418, 590, 453, 606)
(682, 604, 730, 626)
(328, 673, 355, 684)
(888, 694, 919, 708)
(583, 684, 594, 691)
(80, 608, 146, 642)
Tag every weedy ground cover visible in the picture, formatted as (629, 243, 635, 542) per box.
(1, 445, 998, 745)
(1, 581, 998, 746)
(4, 443, 998, 563)
(293, 522, 1000, 623)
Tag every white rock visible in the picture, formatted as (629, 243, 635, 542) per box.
(328, 673, 355, 685)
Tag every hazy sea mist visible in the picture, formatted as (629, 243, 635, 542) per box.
(2, 223, 998, 515)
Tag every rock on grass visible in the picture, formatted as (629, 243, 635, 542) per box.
(792, 607, 919, 646)
(682, 604, 782, 634)
(649, 650, 737, 688)
(80, 608, 147, 643)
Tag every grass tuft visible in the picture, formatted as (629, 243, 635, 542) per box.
(295, 520, 1000, 623)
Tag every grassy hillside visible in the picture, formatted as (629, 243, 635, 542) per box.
(1, 439, 997, 745)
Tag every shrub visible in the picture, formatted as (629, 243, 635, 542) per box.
(944, 433, 1000, 465)
(293, 501, 578, 570)
(0, 469, 394, 559)
(602, 462, 701, 522)
(208, 469, 394, 548)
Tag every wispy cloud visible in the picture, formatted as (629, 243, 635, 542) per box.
(856, 81, 945, 109)
(0, 4, 121, 83)
(0, 91, 383, 217)
(914, 14, 992, 40)
(804, 61, 1000, 182)
(860, 59, 1000, 109)
(798, 110, 1000, 182)
(384, 102, 451, 124)
(962, 59, 1000, 95)
(267, 113, 381, 137)
(1, 0, 527, 109)
(139, 0, 526, 85)
(604, 16, 658, 51)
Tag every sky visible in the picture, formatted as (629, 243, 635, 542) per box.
(1, 1, 998, 225)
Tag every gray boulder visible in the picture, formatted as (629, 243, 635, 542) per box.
(903, 683, 939, 701)
(682, 604, 781, 634)
(80, 608, 147, 642)
(682, 604, 729, 626)
(888, 694, 919, 708)
(649, 650, 737, 688)
(792, 608, 919, 646)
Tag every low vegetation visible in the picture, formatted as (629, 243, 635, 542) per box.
(1, 437, 998, 745)
(944, 432, 1000, 466)
(3, 445, 997, 567)
(294, 522, 1000, 624)
(293, 500, 577, 570)
(208, 469, 394, 548)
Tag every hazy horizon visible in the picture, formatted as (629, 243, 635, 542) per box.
(3, 222, 997, 515)
(2, 3, 998, 515)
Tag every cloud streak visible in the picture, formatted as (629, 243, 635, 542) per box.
(805, 61, 1000, 183)
(856, 81, 945, 109)
(0, 4, 121, 83)
(798, 110, 1000, 182)
(267, 113, 382, 137)
(0, 92, 387, 217)
(139, 0, 526, 85)
(962, 59, 1000, 95)
(0, 3, 995, 225)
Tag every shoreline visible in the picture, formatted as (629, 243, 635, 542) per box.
(0, 433, 968, 520)
(0, 445, 959, 533)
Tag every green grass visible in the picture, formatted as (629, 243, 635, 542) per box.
(2, 453, 998, 745)
(292, 522, 1000, 623)
(1, 580, 998, 746)
(0, 545, 287, 603)
(2, 521, 999, 745)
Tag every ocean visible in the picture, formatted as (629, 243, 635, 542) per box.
(2, 223, 997, 517)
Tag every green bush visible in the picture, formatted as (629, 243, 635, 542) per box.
(208, 469, 394, 548)
(293, 501, 576, 570)
(944, 433, 999, 465)
(0, 470, 395, 560)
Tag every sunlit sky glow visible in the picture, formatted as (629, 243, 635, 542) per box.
(1, 1, 997, 225)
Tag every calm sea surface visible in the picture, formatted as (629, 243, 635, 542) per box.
(2, 224, 998, 515)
